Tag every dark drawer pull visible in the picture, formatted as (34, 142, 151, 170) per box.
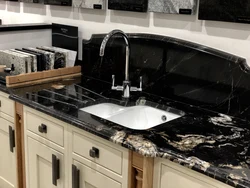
(9, 126, 15, 153)
(89, 147, 99, 158)
(38, 124, 47, 133)
(72, 164, 80, 188)
(52, 154, 60, 186)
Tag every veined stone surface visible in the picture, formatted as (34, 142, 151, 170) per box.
(148, 0, 197, 14)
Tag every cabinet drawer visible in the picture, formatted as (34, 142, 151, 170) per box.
(26, 111, 64, 147)
(73, 132, 123, 175)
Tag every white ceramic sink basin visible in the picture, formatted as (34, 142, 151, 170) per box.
(80, 103, 183, 130)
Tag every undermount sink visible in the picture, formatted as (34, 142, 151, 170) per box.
(80, 103, 184, 130)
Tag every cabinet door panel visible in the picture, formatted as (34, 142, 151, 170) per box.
(0, 120, 16, 188)
(26, 137, 64, 188)
(159, 164, 216, 188)
(73, 160, 121, 188)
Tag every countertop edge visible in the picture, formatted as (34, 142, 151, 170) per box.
(0, 23, 52, 32)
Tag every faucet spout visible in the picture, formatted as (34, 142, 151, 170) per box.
(100, 29, 142, 99)
(99, 29, 130, 81)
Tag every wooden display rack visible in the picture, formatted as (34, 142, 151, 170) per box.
(6, 66, 82, 88)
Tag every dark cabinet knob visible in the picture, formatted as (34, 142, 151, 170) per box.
(89, 147, 99, 158)
(38, 124, 47, 133)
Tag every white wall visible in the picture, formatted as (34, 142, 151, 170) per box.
(0, 30, 51, 50)
(0, 1, 250, 63)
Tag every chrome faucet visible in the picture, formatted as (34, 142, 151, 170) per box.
(99, 29, 142, 99)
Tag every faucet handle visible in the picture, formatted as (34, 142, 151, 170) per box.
(130, 76, 143, 92)
(139, 76, 142, 91)
(111, 75, 123, 91)
(112, 75, 115, 88)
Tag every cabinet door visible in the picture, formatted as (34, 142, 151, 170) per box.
(72, 160, 122, 188)
(0, 119, 16, 188)
(26, 137, 65, 188)
(158, 164, 216, 188)
(154, 159, 232, 188)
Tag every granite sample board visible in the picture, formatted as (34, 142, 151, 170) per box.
(37, 46, 66, 69)
(108, 0, 148, 12)
(73, 0, 106, 9)
(42, 46, 77, 67)
(0, 50, 28, 75)
(8, 50, 33, 73)
(10, 49, 37, 72)
(25, 48, 54, 70)
(198, 0, 250, 24)
(148, 0, 197, 15)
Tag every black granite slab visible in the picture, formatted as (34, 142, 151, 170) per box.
(0, 23, 52, 32)
(198, 0, 250, 24)
(108, 0, 148, 12)
(82, 33, 250, 122)
(8, 76, 250, 188)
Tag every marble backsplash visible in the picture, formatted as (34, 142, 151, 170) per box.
(82, 33, 250, 121)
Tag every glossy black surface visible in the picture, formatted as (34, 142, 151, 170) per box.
(8, 76, 250, 188)
(44, 0, 72, 6)
(0, 23, 52, 32)
(108, 0, 148, 12)
(82, 33, 250, 121)
(52, 23, 78, 61)
(199, 0, 250, 24)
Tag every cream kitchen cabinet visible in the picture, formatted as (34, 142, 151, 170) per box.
(23, 107, 69, 188)
(69, 126, 129, 188)
(23, 106, 128, 188)
(23, 106, 234, 188)
(0, 119, 16, 188)
(0, 92, 16, 188)
(153, 158, 233, 188)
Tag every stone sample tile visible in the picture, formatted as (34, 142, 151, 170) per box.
(10, 49, 37, 72)
(26, 47, 55, 70)
(148, 0, 197, 15)
(73, 0, 106, 9)
(0, 50, 28, 75)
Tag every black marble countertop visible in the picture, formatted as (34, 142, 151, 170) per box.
(0, 23, 52, 32)
(6, 76, 250, 188)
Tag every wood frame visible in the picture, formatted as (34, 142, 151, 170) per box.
(128, 151, 154, 188)
(6, 66, 81, 88)
(15, 102, 25, 188)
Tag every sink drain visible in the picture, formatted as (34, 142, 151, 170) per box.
(161, 115, 167, 122)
